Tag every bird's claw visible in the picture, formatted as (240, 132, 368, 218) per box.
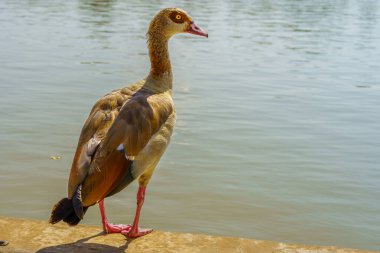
(103, 223, 132, 234)
(122, 227, 153, 238)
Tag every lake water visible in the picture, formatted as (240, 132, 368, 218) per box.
(0, 0, 379, 250)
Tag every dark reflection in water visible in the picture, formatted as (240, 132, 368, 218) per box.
(0, 0, 379, 250)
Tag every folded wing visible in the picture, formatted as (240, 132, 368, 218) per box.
(78, 88, 174, 206)
(67, 82, 143, 198)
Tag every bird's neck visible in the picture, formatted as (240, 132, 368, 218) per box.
(145, 33, 173, 93)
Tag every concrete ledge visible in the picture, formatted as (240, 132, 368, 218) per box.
(0, 216, 377, 253)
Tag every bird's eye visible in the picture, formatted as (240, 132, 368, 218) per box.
(170, 12, 185, 23)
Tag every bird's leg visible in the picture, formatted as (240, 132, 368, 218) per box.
(123, 185, 153, 238)
(99, 199, 131, 234)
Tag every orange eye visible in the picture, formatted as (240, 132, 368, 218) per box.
(175, 14, 181, 20)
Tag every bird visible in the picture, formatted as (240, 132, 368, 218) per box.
(49, 8, 208, 238)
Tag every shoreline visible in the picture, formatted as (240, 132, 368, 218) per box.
(0, 216, 377, 253)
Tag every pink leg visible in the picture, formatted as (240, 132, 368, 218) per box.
(123, 186, 153, 238)
(99, 199, 131, 234)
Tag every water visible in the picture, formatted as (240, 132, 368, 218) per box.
(0, 0, 379, 250)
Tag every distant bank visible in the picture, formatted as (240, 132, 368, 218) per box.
(0, 216, 377, 253)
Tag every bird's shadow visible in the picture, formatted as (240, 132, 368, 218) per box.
(36, 232, 133, 253)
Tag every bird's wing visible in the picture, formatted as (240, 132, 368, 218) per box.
(67, 81, 143, 198)
(79, 89, 174, 205)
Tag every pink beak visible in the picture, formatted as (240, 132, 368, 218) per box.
(187, 21, 208, 38)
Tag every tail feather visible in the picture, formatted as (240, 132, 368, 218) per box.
(63, 206, 88, 226)
(72, 185, 84, 219)
(49, 197, 87, 226)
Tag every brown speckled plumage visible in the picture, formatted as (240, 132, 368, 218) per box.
(147, 8, 191, 78)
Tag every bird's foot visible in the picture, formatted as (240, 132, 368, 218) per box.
(103, 223, 132, 234)
(122, 227, 153, 238)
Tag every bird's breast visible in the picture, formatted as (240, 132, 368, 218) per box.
(129, 112, 176, 179)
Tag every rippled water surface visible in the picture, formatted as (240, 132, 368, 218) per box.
(1, 0, 379, 250)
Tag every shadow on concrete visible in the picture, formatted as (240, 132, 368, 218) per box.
(36, 232, 132, 253)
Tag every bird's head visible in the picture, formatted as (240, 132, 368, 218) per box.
(148, 8, 208, 39)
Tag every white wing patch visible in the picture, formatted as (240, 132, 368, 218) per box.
(116, 143, 135, 160)
(87, 138, 101, 157)
(116, 143, 124, 151)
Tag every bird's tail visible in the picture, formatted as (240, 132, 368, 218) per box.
(49, 198, 88, 226)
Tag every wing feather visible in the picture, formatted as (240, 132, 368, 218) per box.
(89, 89, 173, 173)
(67, 82, 143, 198)
(79, 89, 174, 206)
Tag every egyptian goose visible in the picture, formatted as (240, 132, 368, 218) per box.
(49, 8, 207, 238)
